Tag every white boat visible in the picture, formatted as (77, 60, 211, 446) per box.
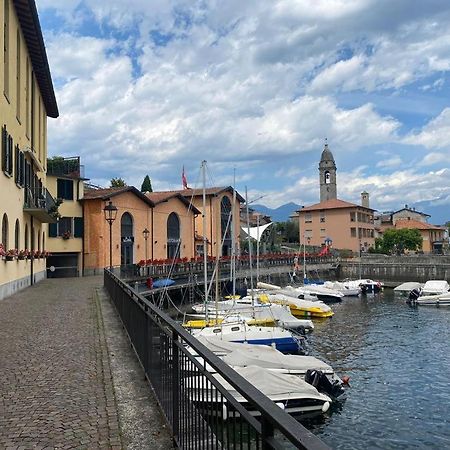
(191, 319, 305, 354)
(190, 297, 314, 331)
(192, 336, 346, 400)
(394, 282, 423, 296)
(408, 280, 450, 306)
(283, 285, 344, 303)
(185, 365, 332, 418)
(323, 281, 361, 297)
(342, 279, 383, 294)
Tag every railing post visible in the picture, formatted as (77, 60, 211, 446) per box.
(261, 416, 275, 450)
(172, 330, 180, 446)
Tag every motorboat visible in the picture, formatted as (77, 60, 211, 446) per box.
(323, 281, 361, 297)
(185, 365, 332, 419)
(407, 280, 450, 306)
(262, 292, 334, 318)
(287, 285, 344, 303)
(188, 296, 314, 331)
(191, 336, 346, 401)
(394, 282, 423, 297)
(191, 318, 306, 354)
(342, 279, 383, 294)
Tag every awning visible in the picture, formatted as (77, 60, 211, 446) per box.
(241, 222, 273, 242)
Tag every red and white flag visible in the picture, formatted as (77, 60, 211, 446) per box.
(182, 166, 188, 189)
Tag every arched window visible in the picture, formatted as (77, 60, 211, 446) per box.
(15, 219, 20, 250)
(167, 212, 180, 259)
(324, 171, 331, 184)
(25, 223, 29, 250)
(2, 214, 9, 249)
(120, 212, 134, 265)
(42, 231, 45, 251)
(220, 196, 232, 256)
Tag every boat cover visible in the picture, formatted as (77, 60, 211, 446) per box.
(394, 282, 422, 292)
(422, 280, 450, 294)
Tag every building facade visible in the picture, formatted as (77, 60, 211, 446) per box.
(297, 143, 375, 253)
(394, 219, 447, 254)
(46, 157, 86, 277)
(0, 0, 58, 299)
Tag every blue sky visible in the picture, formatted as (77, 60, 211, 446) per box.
(36, 0, 450, 222)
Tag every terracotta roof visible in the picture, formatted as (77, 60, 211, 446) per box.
(394, 219, 446, 231)
(13, 0, 58, 117)
(299, 198, 375, 212)
(82, 186, 155, 206)
(145, 192, 201, 214)
(168, 186, 245, 203)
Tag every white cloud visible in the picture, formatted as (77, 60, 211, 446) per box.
(376, 156, 402, 168)
(421, 152, 448, 166)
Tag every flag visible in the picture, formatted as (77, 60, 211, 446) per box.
(182, 166, 188, 189)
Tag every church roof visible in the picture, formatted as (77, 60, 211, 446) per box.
(298, 198, 375, 212)
(320, 142, 335, 163)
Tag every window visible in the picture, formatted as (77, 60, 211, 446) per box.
(3, 0, 10, 99)
(2, 213, 8, 249)
(324, 171, 330, 184)
(304, 229, 312, 238)
(58, 217, 72, 237)
(14, 219, 19, 249)
(350, 212, 356, 222)
(2, 126, 13, 176)
(320, 211, 325, 223)
(305, 213, 312, 223)
(350, 227, 356, 237)
(320, 228, 326, 238)
(24, 223, 28, 250)
(57, 178, 73, 200)
(74, 217, 83, 238)
(14, 145, 24, 186)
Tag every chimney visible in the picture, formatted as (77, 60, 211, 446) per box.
(361, 191, 369, 208)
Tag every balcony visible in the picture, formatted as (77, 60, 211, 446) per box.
(47, 156, 86, 179)
(24, 187, 58, 223)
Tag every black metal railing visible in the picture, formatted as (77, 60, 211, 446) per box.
(104, 269, 330, 450)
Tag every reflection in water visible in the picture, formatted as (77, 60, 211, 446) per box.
(302, 290, 450, 449)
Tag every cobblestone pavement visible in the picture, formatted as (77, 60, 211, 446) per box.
(0, 276, 122, 449)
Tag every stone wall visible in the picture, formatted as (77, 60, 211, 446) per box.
(340, 255, 450, 282)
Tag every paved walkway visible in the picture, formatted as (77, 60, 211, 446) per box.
(0, 276, 171, 449)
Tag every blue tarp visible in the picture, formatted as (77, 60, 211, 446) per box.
(153, 279, 175, 288)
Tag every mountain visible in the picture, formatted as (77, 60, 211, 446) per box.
(410, 197, 450, 225)
(251, 202, 301, 222)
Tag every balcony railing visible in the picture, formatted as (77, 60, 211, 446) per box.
(47, 156, 85, 179)
(23, 187, 58, 223)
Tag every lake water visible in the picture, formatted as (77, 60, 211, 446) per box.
(301, 289, 450, 449)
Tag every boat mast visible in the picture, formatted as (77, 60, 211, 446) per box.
(202, 160, 209, 322)
(231, 168, 237, 298)
(245, 187, 255, 309)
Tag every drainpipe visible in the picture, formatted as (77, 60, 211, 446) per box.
(81, 201, 85, 276)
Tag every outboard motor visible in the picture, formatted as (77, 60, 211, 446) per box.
(305, 369, 346, 401)
(408, 288, 421, 303)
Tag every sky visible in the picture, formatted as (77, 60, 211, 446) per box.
(37, 0, 450, 221)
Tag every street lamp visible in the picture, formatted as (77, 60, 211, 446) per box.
(103, 200, 118, 269)
(143, 228, 150, 274)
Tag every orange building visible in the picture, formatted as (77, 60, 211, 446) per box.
(170, 187, 244, 257)
(297, 143, 375, 253)
(394, 219, 447, 254)
(81, 187, 200, 273)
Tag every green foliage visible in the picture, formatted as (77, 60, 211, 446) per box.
(141, 175, 153, 192)
(375, 228, 423, 255)
(110, 177, 127, 187)
(274, 220, 299, 244)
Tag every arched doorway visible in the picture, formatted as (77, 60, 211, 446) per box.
(167, 212, 180, 259)
(220, 196, 232, 256)
(121, 212, 134, 265)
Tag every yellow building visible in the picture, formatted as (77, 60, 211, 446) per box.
(46, 157, 87, 276)
(0, 0, 58, 299)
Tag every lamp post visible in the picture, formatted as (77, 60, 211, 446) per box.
(143, 228, 150, 275)
(103, 200, 118, 269)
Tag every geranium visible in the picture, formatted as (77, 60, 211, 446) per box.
(0, 244, 5, 257)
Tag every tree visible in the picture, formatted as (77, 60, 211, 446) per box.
(110, 177, 127, 187)
(140, 175, 153, 192)
(375, 228, 422, 255)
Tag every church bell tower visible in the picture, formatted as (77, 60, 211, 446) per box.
(319, 139, 337, 202)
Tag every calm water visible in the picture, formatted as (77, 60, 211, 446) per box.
(302, 289, 450, 450)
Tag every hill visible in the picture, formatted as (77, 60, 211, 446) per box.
(251, 202, 301, 222)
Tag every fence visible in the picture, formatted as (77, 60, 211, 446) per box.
(104, 269, 329, 450)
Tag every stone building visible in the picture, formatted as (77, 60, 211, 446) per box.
(0, 0, 58, 299)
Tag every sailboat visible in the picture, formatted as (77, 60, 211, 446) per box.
(188, 169, 305, 353)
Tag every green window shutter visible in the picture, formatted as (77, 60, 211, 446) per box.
(49, 223, 57, 237)
(74, 217, 83, 238)
(1, 126, 6, 172)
